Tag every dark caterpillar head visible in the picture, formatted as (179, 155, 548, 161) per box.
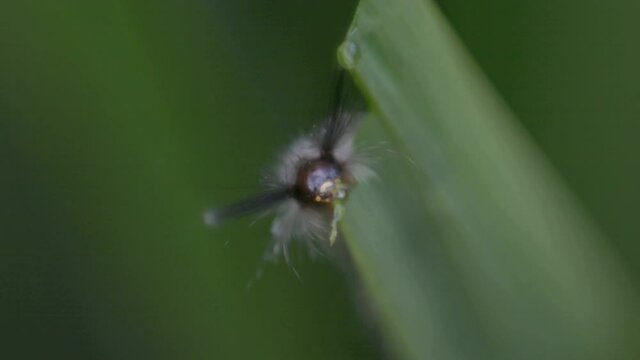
(294, 157, 349, 204)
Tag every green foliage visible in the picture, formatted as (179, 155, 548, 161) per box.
(0, 1, 369, 359)
(1, 0, 639, 359)
(339, 0, 640, 359)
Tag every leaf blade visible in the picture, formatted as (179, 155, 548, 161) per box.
(339, 1, 640, 359)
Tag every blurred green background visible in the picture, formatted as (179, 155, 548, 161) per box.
(1, 0, 638, 359)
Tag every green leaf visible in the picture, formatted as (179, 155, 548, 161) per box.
(339, 1, 640, 359)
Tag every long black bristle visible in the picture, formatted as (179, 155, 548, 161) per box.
(321, 68, 354, 154)
(204, 189, 290, 227)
